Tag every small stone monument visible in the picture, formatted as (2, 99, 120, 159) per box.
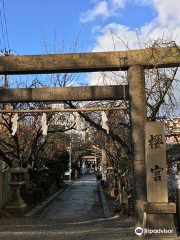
(5, 160, 27, 214)
(107, 167, 115, 196)
(142, 122, 177, 238)
(101, 149, 107, 181)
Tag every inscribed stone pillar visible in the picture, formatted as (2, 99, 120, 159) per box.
(146, 122, 168, 202)
(142, 122, 177, 238)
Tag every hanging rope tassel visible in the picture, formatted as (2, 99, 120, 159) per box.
(102, 121, 109, 134)
(86, 128, 91, 140)
(41, 113, 48, 136)
(101, 111, 109, 134)
(102, 111, 108, 122)
(82, 130, 86, 141)
(11, 113, 18, 136)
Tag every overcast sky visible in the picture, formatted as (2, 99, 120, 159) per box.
(1, 0, 180, 112)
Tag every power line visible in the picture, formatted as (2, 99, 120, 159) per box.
(0, 38, 2, 51)
(2, 0, 9, 50)
(0, 1, 6, 50)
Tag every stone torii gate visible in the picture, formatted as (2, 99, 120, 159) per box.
(0, 46, 179, 238)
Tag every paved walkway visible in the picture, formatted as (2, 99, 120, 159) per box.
(0, 174, 135, 240)
(39, 174, 102, 222)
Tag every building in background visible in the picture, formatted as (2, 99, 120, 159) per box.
(166, 117, 180, 146)
(166, 117, 180, 172)
(81, 154, 100, 173)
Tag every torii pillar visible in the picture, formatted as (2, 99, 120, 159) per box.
(128, 65, 176, 238)
(128, 65, 147, 228)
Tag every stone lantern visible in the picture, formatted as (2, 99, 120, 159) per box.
(107, 167, 114, 196)
(5, 166, 27, 214)
(107, 167, 114, 181)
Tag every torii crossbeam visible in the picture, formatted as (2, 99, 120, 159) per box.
(0, 46, 179, 75)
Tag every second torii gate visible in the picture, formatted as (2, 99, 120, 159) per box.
(0, 46, 179, 238)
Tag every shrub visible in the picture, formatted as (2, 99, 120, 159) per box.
(111, 202, 134, 217)
(21, 182, 39, 204)
(38, 181, 51, 192)
(96, 173, 102, 180)
(32, 188, 44, 201)
(45, 159, 64, 185)
(54, 151, 69, 171)
(46, 159, 64, 172)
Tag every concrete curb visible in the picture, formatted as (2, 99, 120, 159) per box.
(24, 182, 75, 218)
(99, 184, 112, 218)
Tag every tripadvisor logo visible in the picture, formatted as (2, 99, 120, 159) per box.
(135, 227, 143, 236)
(135, 227, 174, 235)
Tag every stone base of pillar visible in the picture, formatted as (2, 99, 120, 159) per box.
(5, 181, 27, 214)
(142, 202, 177, 239)
(5, 203, 27, 214)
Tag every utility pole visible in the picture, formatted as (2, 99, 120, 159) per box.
(1, 49, 9, 89)
(3, 75, 8, 88)
(82, 159, 85, 185)
(0, 50, 9, 171)
(68, 130, 72, 182)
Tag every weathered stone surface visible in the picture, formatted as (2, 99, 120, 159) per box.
(5, 203, 27, 214)
(5, 182, 27, 214)
(143, 214, 177, 239)
(0, 85, 129, 103)
(143, 122, 177, 239)
(128, 65, 147, 227)
(145, 122, 168, 203)
(142, 202, 176, 213)
(0, 47, 180, 75)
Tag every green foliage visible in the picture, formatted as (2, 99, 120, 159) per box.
(54, 150, 69, 171)
(45, 159, 64, 185)
(32, 188, 44, 201)
(96, 173, 102, 180)
(28, 168, 39, 184)
(38, 181, 51, 192)
(45, 159, 64, 172)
